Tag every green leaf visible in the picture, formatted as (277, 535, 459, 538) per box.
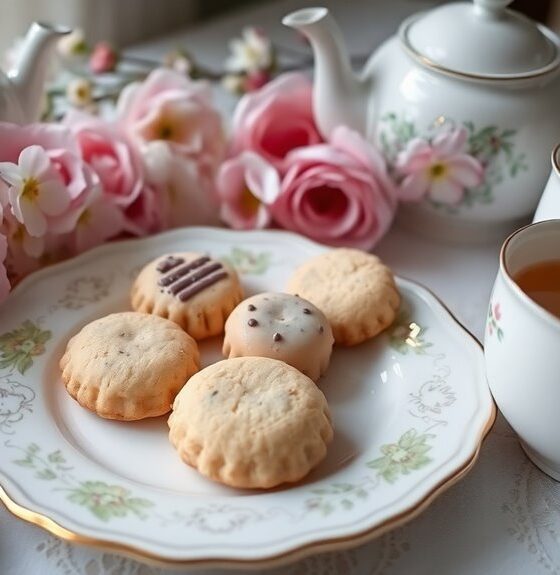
(67, 490, 90, 505)
(127, 497, 154, 510)
(17, 355, 33, 375)
(340, 499, 353, 510)
(36, 468, 56, 480)
(35, 330, 52, 345)
(47, 450, 66, 465)
(28, 443, 39, 454)
(90, 505, 112, 522)
(0, 357, 16, 370)
(13, 459, 34, 468)
(367, 456, 388, 470)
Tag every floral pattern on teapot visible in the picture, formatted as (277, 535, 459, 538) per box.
(379, 114, 528, 211)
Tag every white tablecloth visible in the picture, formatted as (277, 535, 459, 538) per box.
(3, 1, 560, 573)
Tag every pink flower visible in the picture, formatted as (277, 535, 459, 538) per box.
(494, 302, 502, 321)
(142, 141, 219, 229)
(271, 126, 397, 250)
(231, 72, 323, 171)
(0, 122, 101, 244)
(0, 145, 71, 237)
(64, 111, 147, 209)
(89, 42, 118, 73)
(0, 233, 10, 303)
(396, 127, 484, 205)
(216, 151, 280, 229)
(243, 70, 271, 92)
(117, 68, 225, 176)
(67, 187, 125, 253)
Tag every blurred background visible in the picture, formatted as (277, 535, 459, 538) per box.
(0, 0, 558, 56)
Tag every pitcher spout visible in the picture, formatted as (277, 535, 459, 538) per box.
(8, 22, 71, 123)
(282, 7, 368, 138)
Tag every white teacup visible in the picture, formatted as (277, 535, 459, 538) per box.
(485, 219, 560, 480)
(534, 144, 560, 223)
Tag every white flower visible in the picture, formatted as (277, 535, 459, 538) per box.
(66, 78, 93, 108)
(0, 146, 71, 237)
(221, 73, 245, 94)
(225, 27, 273, 73)
(163, 50, 193, 75)
(57, 28, 87, 57)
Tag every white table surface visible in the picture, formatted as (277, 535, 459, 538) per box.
(4, 1, 560, 574)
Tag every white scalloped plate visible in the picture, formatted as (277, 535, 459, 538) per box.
(0, 227, 494, 569)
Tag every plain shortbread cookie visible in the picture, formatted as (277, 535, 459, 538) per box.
(60, 312, 200, 420)
(168, 357, 333, 488)
(286, 248, 400, 346)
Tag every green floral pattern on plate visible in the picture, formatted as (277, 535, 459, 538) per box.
(68, 481, 153, 522)
(0, 321, 52, 375)
(222, 247, 271, 275)
(305, 428, 435, 515)
(9, 442, 153, 522)
(367, 429, 434, 484)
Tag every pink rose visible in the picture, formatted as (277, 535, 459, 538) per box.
(216, 151, 280, 229)
(117, 68, 225, 176)
(396, 127, 484, 205)
(65, 111, 145, 208)
(271, 126, 397, 250)
(0, 232, 10, 303)
(89, 42, 118, 74)
(64, 110, 157, 236)
(231, 72, 323, 171)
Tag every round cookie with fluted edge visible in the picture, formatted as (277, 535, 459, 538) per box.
(286, 248, 400, 346)
(60, 312, 200, 420)
(223, 292, 334, 381)
(168, 357, 333, 489)
(131, 252, 243, 340)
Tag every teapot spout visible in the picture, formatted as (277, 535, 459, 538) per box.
(8, 22, 71, 123)
(283, 7, 368, 138)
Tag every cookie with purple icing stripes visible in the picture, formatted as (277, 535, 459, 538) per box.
(131, 252, 243, 340)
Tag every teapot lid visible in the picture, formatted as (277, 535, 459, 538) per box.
(400, 0, 560, 79)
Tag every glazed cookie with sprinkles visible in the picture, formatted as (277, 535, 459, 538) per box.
(223, 292, 334, 381)
(131, 252, 243, 340)
(286, 248, 400, 346)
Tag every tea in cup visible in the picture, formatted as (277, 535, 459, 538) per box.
(485, 219, 560, 479)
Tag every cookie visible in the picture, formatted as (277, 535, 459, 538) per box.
(168, 357, 333, 488)
(131, 252, 243, 340)
(286, 248, 400, 346)
(222, 292, 334, 381)
(60, 312, 200, 420)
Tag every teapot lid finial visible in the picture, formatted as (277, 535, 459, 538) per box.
(400, 0, 559, 80)
(473, 0, 512, 13)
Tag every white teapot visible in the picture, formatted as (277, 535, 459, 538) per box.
(0, 22, 70, 124)
(283, 0, 560, 243)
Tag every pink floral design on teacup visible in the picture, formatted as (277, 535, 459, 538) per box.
(487, 301, 504, 341)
